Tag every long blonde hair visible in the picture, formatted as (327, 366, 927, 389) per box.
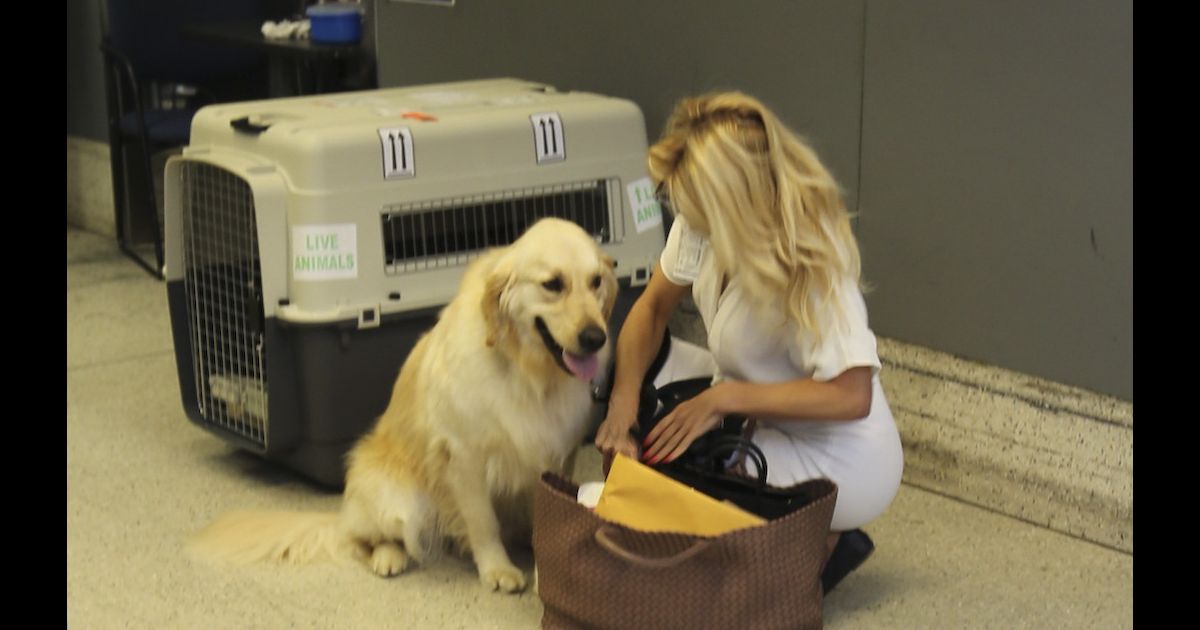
(648, 92, 862, 344)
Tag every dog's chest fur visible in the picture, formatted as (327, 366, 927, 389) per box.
(439, 354, 593, 493)
(412, 314, 596, 495)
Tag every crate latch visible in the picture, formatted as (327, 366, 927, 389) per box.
(358, 306, 381, 330)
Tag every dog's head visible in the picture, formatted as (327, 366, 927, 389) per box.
(482, 218, 619, 383)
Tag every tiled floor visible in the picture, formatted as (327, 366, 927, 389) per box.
(66, 226, 1133, 629)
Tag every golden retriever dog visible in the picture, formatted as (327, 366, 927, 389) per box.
(188, 218, 618, 593)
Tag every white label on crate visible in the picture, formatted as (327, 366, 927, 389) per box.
(530, 113, 566, 164)
(379, 127, 415, 179)
(626, 176, 663, 234)
(672, 221, 706, 283)
(292, 224, 358, 280)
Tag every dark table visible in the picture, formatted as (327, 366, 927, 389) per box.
(183, 21, 372, 96)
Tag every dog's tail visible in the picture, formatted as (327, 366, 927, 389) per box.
(187, 510, 345, 567)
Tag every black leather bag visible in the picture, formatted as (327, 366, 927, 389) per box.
(633, 379, 819, 521)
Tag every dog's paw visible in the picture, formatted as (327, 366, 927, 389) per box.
(369, 542, 410, 578)
(480, 563, 527, 594)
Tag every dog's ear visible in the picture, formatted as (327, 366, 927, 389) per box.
(600, 253, 619, 320)
(482, 257, 516, 348)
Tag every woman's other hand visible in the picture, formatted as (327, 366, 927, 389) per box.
(641, 382, 734, 464)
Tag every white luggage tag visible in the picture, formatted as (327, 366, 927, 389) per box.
(672, 221, 706, 283)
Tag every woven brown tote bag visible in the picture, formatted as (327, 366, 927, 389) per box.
(532, 473, 837, 630)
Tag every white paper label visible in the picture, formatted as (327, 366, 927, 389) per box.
(292, 224, 357, 280)
(530, 112, 566, 163)
(379, 127, 415, 179)
(626, 176, 663, 234)
(673, 221, 706, 283)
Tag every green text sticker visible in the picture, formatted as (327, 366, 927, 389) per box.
(292, 224, 357, 280)
(627, 176, 662, 234)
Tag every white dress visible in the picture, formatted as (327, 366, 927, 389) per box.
(657, 216, 904, 531)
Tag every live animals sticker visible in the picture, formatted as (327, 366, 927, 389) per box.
(627, 177, 662, 234)
(293, 224, 357, 280)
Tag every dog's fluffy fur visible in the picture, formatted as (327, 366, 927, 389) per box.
(188, 218, 618, 593)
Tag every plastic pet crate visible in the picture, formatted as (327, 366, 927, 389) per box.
(163, 78, 666, 487)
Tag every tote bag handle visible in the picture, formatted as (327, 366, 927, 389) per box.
(593, 527, 713, 569)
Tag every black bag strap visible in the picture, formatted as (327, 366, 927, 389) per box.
(592, 328, 672, 407)
(706, 435, 768, 485)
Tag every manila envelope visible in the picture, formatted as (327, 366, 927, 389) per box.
(594, 454, 765, 537)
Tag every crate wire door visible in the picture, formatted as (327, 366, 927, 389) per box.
(179, 161, 269, 447)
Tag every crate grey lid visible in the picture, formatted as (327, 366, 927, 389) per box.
(188, 78, 646, 191)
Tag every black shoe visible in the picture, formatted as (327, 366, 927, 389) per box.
(821, 529, 875, 594)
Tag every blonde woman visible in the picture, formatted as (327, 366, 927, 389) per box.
(594, 92, 903, 594)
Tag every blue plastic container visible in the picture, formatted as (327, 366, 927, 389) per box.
(306, 3, 364, 44)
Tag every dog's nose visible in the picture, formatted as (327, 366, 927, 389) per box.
(577, 326, 607, 353)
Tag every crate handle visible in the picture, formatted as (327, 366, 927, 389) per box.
(230, 116, 271, 135)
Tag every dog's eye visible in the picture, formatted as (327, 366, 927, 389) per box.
(542, 277, 564, 293)
(590, 275, 602, 290)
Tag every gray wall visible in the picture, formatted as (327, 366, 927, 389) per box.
(68, 0, 109, 141)
(857, 1, 1132, 400)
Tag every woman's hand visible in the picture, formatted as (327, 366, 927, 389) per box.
(641, 382, 735, 464)
(595, 408, 641, 462)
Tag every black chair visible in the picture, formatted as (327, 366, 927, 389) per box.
(99, 0, 271, 278)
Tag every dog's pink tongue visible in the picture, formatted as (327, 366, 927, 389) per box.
(563, 351, 600, 382)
